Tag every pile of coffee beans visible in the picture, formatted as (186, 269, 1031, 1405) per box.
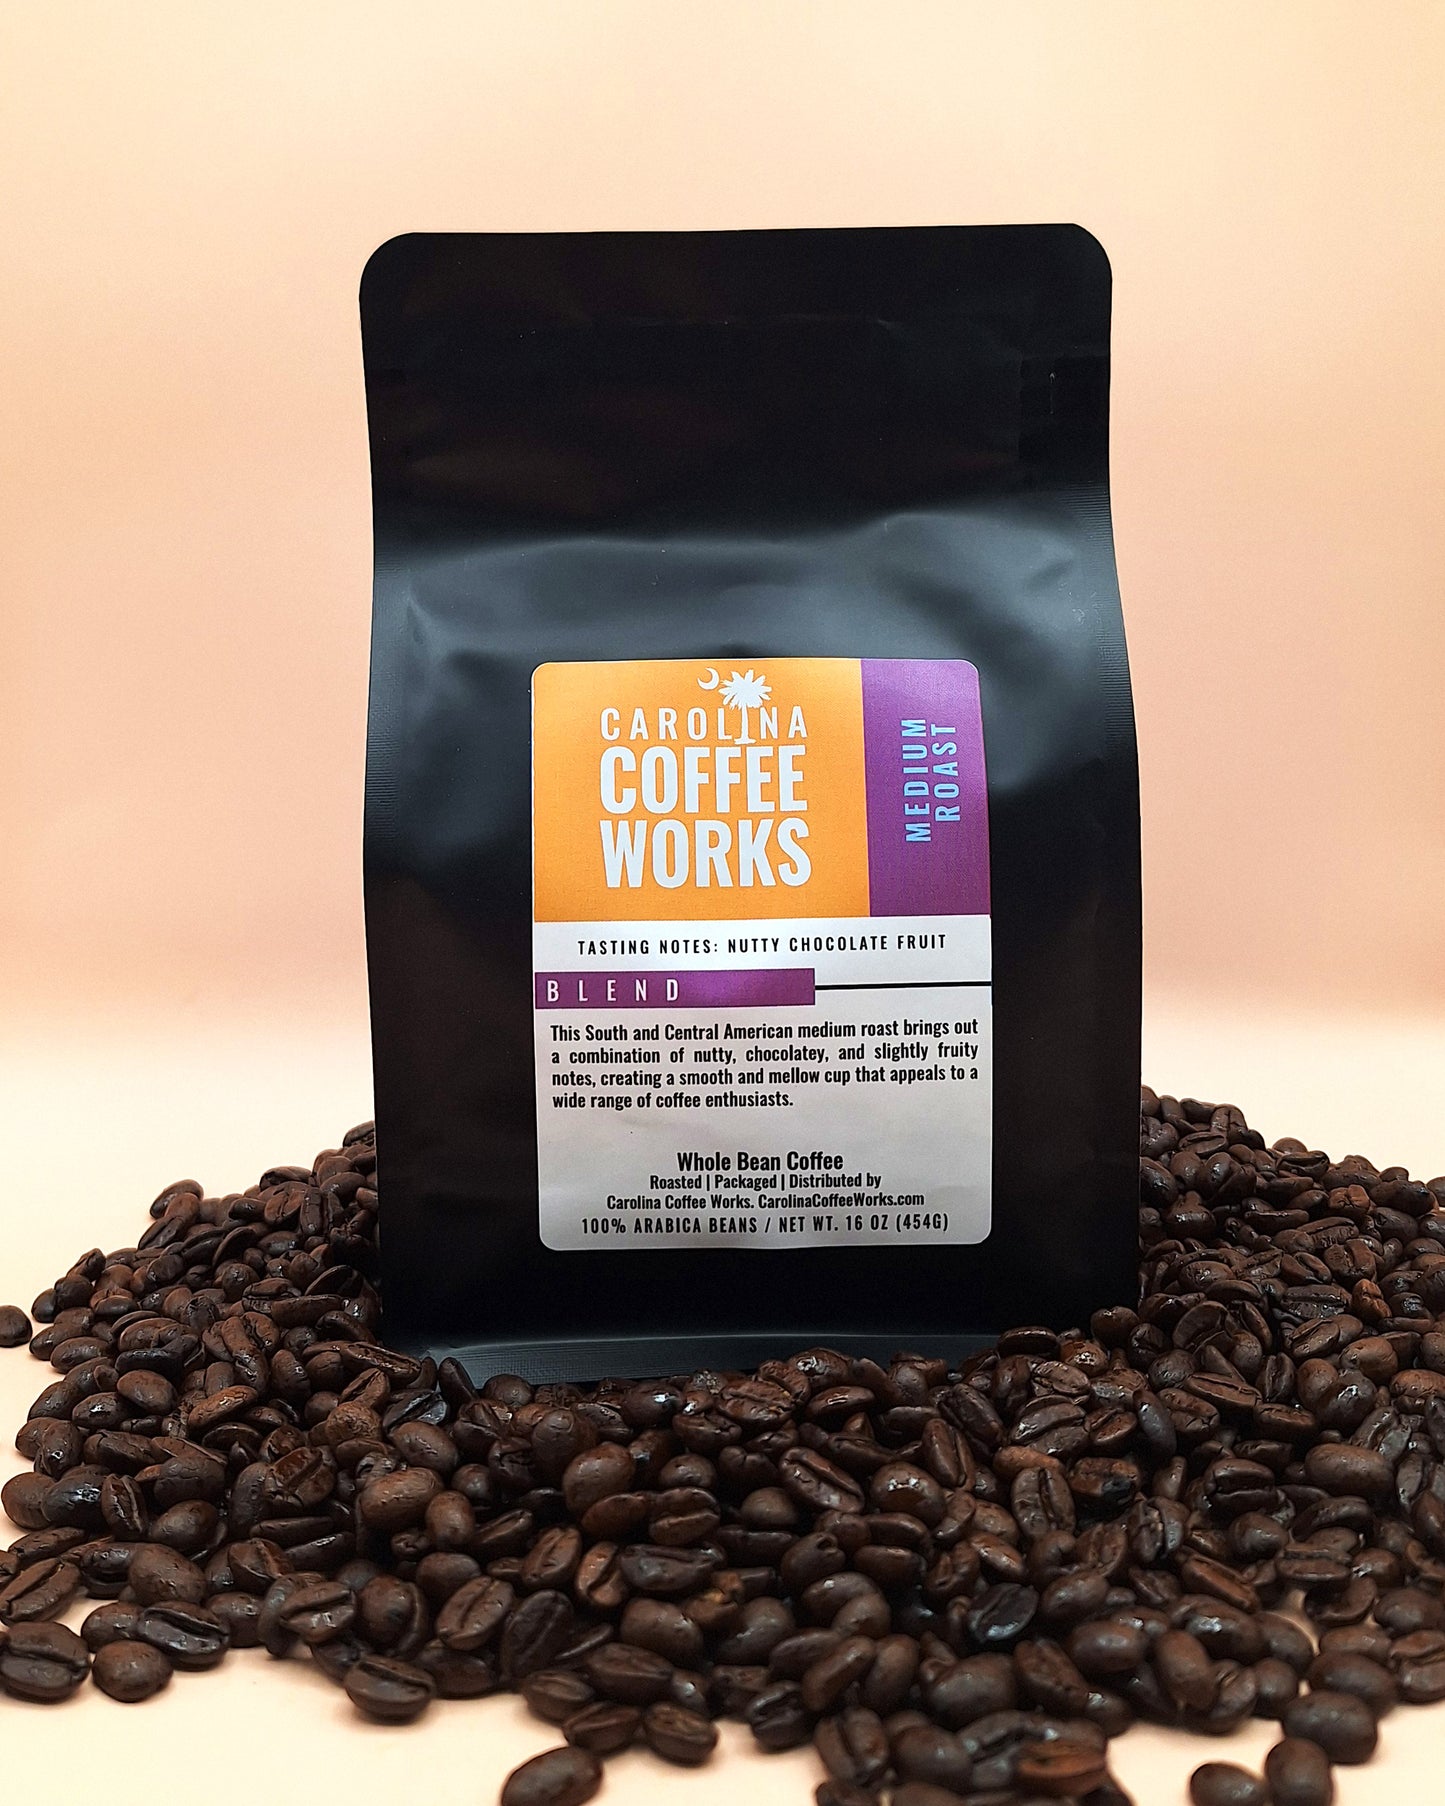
(6, 1089, 1445, 1806)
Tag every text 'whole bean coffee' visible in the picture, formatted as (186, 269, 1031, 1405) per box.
(7, 1089, 1445, 1804)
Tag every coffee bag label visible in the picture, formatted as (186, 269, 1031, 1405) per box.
(531, 658, 991, 1250)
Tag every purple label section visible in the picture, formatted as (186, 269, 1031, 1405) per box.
(861, 659, 990, 918)
(536, 968, 815, 1010)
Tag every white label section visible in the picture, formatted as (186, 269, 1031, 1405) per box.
(533, 914, 990, 1250)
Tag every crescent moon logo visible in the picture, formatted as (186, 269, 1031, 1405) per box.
(697, 667, 720, 690)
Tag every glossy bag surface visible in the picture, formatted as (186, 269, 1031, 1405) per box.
(362, 225, 1139, 1378)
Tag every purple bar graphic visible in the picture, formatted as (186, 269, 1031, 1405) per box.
(535, 968, 815, 1010)
(861, 659, 990, 918)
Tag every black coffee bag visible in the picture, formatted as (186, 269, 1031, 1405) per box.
(361, 226, 1139, 1379)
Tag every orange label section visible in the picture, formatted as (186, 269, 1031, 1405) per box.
(533, 659, 870, 923)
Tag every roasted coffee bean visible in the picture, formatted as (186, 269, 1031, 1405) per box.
(554, 1621, 613, 1668)
(424, 1489, 475, 1552)
(522, 1524, 583, 1592)
(1374, 1586, 1444, 1636)
(892, 1722, 974, 1792)
(0, 1556, 80, 1623)
(27, 1419, 83, 1479)
(621, 1597, 704, 1667)
(1317, 1625, 1391, 1665)
(128, 1544, 208, 1605)
(8, 1525, 84, 1566)
(227, 1538, 290, 1593)
(344, 1653, 437, 1723)
(813, 1705, 888, 1786)
(82, 1599, 144, 1650)
(100, 1472, 149, 1539)
(665, 1667, 710, 1715)
(210, 1591, 263, 1650)
(1384, 1627, 1445, 1672)
(955, 1710, 1034, 1789)
(781, 1532, 847, 1594)
(351, 1574, 421, 1650)
(0, 1304, 31, 1346)
(825, 1584, 890, 1640)
(414, 1640, 498, 1698)
(1271, 1545, 1351, 1589)
(716, 1595, 794, 1663)
(494, 1596, 574, 1675)
(1252, 1655, 1301, 1717)
(571, 1541, 627, 1614)
(92, 1639, 174, 1703)
(389, 1420, 457, 1473)
(710, 1662, 770, 1715)
(1306, 1649, 1397, 1716)
(1281, 1689, 1379, 1763)
(1264, 1737, 1336, 1806)
(136, 1602, 230, 1671)
(1067, 1617, 1148, 1677)
(358, 1467, 441, 1531)
(585, 1642, 673, 1705)
(254, 1575, 314, 1658)
(579, 1491, 649, 1541)
(814, 1785, 880, 1806)
(964, 1582, 1037, 1649)
(650, 1486, 722, 1545)
(1039, 1564, 1111, 1625)
(779, 1448, 866, 1514)
(1303, 1443, 1393, 1499)
(150, 1500, 220, 1554)
(801, 1634, 875, 1712)
(869, 1461, 946, 1524)
(922, 1653, 1018, 1727)
(116, 1369, 176, 1415)
(1014, 1637, 1091, 1716)
(746, 1678, 813, 1749)
(1258, 1612, 1315, 1675)
(309, 1635, 365, 1685)
(890, 1787, 970, 1806)
(415, 1551, 481, 1606)
(1397, 1649, 1445, 1704)
(42, 1462, 110, 1529)
(1189, 1761, 1269, 1806)
(1174, 1599, 1264, 1666)
(563, 1700, 642, 1754)
(1, 1472, 53, 1530)
(149, 1448, 225, 1510)
(523, 1667, 596, 1724)
(1191, 1659, 1260, 1735)
(617, 1544, 718, 1596)
(1014, 1732, 1109, 1797)
(276, 1579, 355, 1646)
(500, 1747, 603, 1806)
(268, 1447, 336, 1511)
(0, 1620, 90, 1701)
(861, 1633, 919, 1713)
(561, 1444, 634, 1515)
(436, 1575, 512, 1651)
(642, 1700, 719, 1765)
(1155, 1628, 1217, 1711)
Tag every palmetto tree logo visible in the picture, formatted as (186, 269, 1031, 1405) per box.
(719, 668, 771, 744)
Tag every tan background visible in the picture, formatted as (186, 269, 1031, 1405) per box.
(2, 3, 1445, 1799)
